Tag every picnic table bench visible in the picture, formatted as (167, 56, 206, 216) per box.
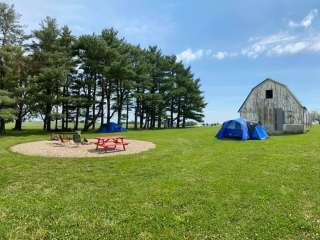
(95, 136, 129, 151)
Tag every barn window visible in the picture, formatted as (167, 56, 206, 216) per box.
(266, 90, 273, 99)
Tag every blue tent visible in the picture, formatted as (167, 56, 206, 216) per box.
(249, 123, 269, 140)
(97, 122, 126, 133)
(216, 118, 268, 140)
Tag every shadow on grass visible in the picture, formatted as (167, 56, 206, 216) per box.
(2, 126, 211, 138)
(2, 129, 98, 138)
(2, 129, 46, 137)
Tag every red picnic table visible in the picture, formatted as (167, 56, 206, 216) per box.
(95, 136, 129, 151)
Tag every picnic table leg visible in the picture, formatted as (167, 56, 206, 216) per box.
(96, 139, 101, 150)
(122, 138, 126, 151)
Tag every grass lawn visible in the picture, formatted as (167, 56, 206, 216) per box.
(0, 126, 320, 239)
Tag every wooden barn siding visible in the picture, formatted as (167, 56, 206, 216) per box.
(239, 81, 304, 133)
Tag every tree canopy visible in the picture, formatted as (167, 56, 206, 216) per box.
(0, 2, 206, 134)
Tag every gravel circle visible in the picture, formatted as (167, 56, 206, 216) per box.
(10, 139, 156, 158)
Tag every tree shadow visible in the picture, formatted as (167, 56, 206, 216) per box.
(2, 129, 46, 137)
(2, 129, 96, 137)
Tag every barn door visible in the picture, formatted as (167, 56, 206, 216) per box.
(274, 108, 284, 131)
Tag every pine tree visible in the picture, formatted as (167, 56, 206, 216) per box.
(59, 26, 75, 130)
(0, 2, 26, 133)
(0, 3, 25, 46)
(0, 89, 15, 134)
(75, 34, 107, 131)
(1, 45, 31, 130)
(31, 17, 71, 131)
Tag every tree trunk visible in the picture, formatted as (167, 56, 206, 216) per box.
(84, 85, 92, 131)
(176, 98, 181, 128)
(45, 103, 52, 131)
(92, 75, 97, 130)
(62, 85, 66, 130)
(46, 117, 51, 131)
(157, 105, 162, 129)
(75, 107, 80, 130)
(100, 102, 104, 126)
(146, 115, 150, 129)
(126, 99, 129, 129)
(61, 103, 65, 130)
(84, 104, 103, 131)
(117, 104, 123, 125)
(84, 105, 90, 131)
(74, 88, 80, 130)
(144, 110, 149, 129)
(116, 80, 123, 125)
(182, 113, 186, 128)
(140, 105, 144, 129)
(0, 118, 5, 135)
(43, 118, 46, 131)
(106, 81, 111, 125)
(14, 109, 23, 130)
(14, 119, 22, 131)
(170, 99, 174, 128)
(134, 96, 139, 129)
(150, 107, 155, 129)
(100, 80, 105, 126)
(65, 104, 69, 130)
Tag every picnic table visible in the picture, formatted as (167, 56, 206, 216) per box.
(95, 136, 129, 151)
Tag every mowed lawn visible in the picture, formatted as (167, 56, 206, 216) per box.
(0, 126, 320, 239)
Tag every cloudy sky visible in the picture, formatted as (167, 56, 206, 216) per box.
(4, 0, 320, 122)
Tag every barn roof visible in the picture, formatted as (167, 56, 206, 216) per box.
(238, 78, 307, 112)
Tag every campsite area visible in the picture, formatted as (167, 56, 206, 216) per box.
(1, 125, 320, 239)
(1, 1, 320, 239)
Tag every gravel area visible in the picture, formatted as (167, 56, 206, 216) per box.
(10, 139, 156, 158)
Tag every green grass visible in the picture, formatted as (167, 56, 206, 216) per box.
(0, 126, 320, 239)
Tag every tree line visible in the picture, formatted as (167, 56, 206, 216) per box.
(0, 3, 206, 134)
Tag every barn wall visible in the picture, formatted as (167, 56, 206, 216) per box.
(239, 80, 305, 134)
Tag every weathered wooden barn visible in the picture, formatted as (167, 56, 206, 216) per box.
(238, 79, 310, 134)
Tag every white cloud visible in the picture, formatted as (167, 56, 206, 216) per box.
(176, 48, 204, 62)
(241, 32, 296, 58)
(241, 10, 320, 58)
(177, 49, 238, 62)
(212, 51, 227, 60)
(212, 51, 238, 60)
(177, 9, 320, 62)
(178, 31, 320, 62)
(241, 32, 320, 58)
(289, 9, 318, 29)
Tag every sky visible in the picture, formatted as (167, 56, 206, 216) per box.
(4, 0, 320, 123)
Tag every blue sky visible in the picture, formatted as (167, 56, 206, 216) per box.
(5, 0, 320, 122)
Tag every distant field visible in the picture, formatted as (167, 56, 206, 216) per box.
(6, 121, 44, 129)
(0, 126, 319, 239)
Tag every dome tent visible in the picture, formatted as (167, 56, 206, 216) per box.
(247, 121, 269, 140)
(97, 122, 126, 133)
(216, 118, 268, 140)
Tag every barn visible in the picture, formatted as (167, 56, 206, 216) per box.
(238, 79, 310, 134)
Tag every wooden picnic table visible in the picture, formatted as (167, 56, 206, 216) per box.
(95, 136, 128, 151)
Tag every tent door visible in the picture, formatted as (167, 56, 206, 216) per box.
(274, 108, 284, 131)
